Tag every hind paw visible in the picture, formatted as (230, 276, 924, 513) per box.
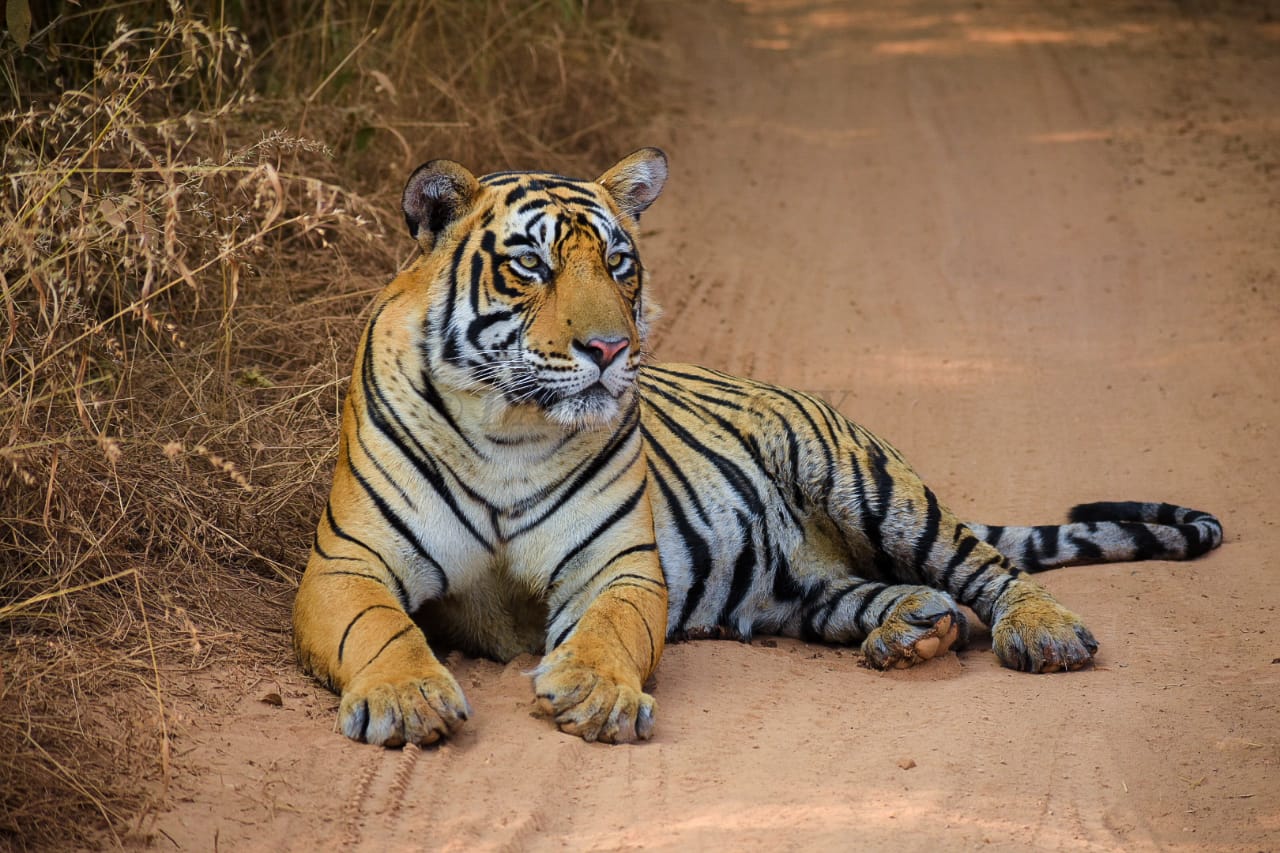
(991, 586, 1098, 673)
(861, 589, 969, 670)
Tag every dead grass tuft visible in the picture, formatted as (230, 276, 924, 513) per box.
(0, 0, 654, 847)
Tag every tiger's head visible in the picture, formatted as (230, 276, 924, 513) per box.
(401, 148, 667, 432)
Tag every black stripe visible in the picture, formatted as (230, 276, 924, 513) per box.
(643, 395, 766, 516)
(324, 502, 409, 609)
(642, 365, 752, 396)
(640, 423, 713, 527)
(349, 463, 450, 596)
(759, 407, 809, 509)
(551, 618, 578, 650)
(516, 197, 552, 214)
(468, 232, 488, 312)
(1035, 525, 1061, 562)
(642, 370, 746, 412)
(769, 387, 837, 497)
(816, 579, 875, 635)
(863, 443, 900, 577)
(363, 370, 494, 539)
(505, 402, 641, 536)
(435, 238, 469, 361)
(912, 486, 942, 581)
(848, 583, 890, 631)
(987, 571, 1018, 604)
(1120, 521, 1168, 560)
(1180, 521, 1207, 557)
(958, 556, 1001, 602)
(353, 418, 415, 508)
(771, 554, 806, 602)
(359, 317, 495, 551)
(717, 511, 758, 627)
(648, 463, 715, 628)
(585, 435, 645, 498)
(616, 596, 657, 672)
(547, 543, 658, 628)
(607, 572, 667, 590)
(313, 535, 362, 563)
(604, 581, 666, 597)
(319, 569, 390, 586)
(480, 173, 524, 186)
(548, 479, 648, 585)
(1067, 533, 1104, 563)
(466, 308, 517, 350)
(338, 605, 400, 664)
(352, 624, 416, 675)
(483, 230, 527, 299)
(415, 365, 478, 454)
(939, 533, 980, 589)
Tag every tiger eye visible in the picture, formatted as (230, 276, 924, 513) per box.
(518, 254, 540, 269)
(607, 252, 623, 268)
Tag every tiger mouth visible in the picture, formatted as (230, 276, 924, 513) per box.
(569, 383, 616, 402)
(541, 381, 626, 430)
(534, 378, 623, 406)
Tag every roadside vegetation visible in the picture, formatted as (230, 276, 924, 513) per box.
(0, 1, 653, 846)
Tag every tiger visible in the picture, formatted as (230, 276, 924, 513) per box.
(292, 147, 1224, 747)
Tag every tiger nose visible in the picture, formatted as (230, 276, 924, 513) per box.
(575, 336, 629, 369)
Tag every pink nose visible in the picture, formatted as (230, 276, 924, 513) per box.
(578, 337, 629, 368)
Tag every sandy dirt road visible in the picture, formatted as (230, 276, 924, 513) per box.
(150, 2, 1279, 850)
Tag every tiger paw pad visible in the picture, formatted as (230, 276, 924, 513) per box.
(861, 590, 969, 670)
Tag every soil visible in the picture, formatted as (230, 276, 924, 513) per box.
(144, 1, 1280, 850)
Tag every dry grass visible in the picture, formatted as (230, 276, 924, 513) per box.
(0, 1, 654, 847)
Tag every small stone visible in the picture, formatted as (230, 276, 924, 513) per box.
(898, 757, 917, 770)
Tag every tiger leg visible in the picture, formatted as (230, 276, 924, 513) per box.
(800, 578, 969, 669)
(532, 534, 668, 743)
(867, 490, 1096, 672)
(825, 444, 1097, 672)
(293, 538, 470, 747)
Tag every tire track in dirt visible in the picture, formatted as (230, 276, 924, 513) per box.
(340, 742, 426, 847)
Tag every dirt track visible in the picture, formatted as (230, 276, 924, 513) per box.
(151, 2, 1279, 850)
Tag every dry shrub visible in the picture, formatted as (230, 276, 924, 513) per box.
(0, 1, 653, 848)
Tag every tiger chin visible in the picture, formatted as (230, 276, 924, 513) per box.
(292, 147, 1224, 747)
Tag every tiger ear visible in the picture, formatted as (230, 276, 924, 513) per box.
(596, 147, 668, 220)
(402, 160, 480, 252)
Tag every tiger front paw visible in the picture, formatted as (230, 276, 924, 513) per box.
(991, 587, 1098, 673)
(339, 666, 471, 747)
(532, 645, 656, 744)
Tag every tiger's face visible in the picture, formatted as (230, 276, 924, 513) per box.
(402, 149, 668, 431)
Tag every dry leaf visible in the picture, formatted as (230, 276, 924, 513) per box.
(6, 0, 32, 50)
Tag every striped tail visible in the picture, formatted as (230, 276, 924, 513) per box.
(965, 501, 1224, 573)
